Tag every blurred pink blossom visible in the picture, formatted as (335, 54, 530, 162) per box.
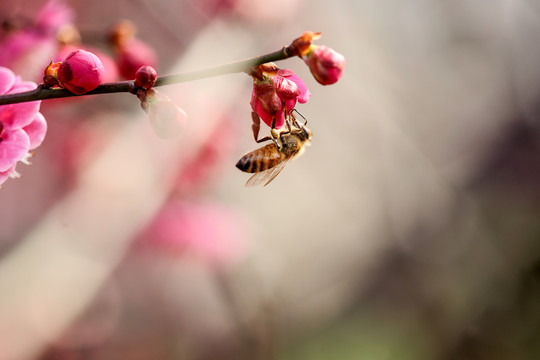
(0, 0, 74, 81)
(173, 115, 234, 195)
(137, 200, 250, 265)
(0, 67, 47, 186)
(34, 0, 76, 34)
(116, 39, 159, 80)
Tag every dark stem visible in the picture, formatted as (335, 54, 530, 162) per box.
(0, 47, 292, 106)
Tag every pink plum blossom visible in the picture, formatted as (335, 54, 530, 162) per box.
(0, 67, 47, 186)
(303, 45, 346, 85)
(250, 65, 310, 129)
(57, 49, 104, 94)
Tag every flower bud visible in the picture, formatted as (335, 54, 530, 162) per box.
(134, 65, 157, 89)
(149, 98, 187, 139)
(303, 45, 345, 85)
(57, 49, 104, 94)
(139, 89, 187, 139)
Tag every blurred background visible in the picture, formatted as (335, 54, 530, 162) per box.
(1, 0, 540, 359)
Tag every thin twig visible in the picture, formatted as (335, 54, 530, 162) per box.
(0, 47, 292, 106)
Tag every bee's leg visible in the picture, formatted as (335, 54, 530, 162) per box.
(280, 114, 293, 135)
(270, 116, 282, 150)
(284, 112, 295, 132)
(292, 109, 308, 126)
(251, 112, 272, 143)
(292, 109, 309, 136)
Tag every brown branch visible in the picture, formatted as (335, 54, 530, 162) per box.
(0, 47, 293, 106)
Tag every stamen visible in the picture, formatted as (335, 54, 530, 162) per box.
(20, 152, 34, 166)
(9, 170, 21, 179)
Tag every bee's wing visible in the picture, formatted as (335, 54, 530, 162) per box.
(245, 156, 293, 187)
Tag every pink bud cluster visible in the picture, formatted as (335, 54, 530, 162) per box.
(250, 31, 345, 132)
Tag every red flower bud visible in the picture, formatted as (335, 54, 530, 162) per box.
(134, 65, 157, 89)
(303, 45, 345, 85)
(57, 49, 104, 94)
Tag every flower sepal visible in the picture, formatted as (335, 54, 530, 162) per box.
(289, 31, 321, 57)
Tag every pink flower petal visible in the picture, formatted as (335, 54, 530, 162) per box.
(23, 112, 48, 149)
(0, 165, 17, 186)
(278, 70, 311, 104)
(0, 80, 41, 129)
(274, 76, 300, 99)
(250, 81, 286, 129)
(274, 108, 286, 129)
(0, 100, 41, 130)
(274, 76, 301, 113)
(0, 129, 30, 172)
(0, 67, 15, 94)
(254, 101, 275, 128)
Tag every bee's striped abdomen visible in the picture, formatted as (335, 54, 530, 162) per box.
(236, 143, 282, 173)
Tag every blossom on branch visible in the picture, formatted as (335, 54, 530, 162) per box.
(57, 49, 104, 94)
(44, 49, 105, 94)
(0, 67, 47, 186)
(55, 45, 119, 83)
(250, 63, 310, 129)
(134, 65, 157, 89)
(109, 20, 158, 80)
(290, 31, 346, 85)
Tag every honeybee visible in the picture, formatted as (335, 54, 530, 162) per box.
(236, 112, 312, 186)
